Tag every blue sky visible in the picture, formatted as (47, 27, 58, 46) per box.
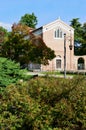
(0, 0, 86, 30)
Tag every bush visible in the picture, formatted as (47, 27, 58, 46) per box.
(0, 75, 86, 129)
(0, 57, 31, 87)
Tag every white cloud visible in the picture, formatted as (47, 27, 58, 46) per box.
(0, 22, 12, 31)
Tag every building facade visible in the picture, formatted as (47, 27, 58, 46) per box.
(31, 18, 86, 72)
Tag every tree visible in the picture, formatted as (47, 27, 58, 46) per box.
(1, 23, 56, 66)
(0, 26, 9, 54)
(0, 57, 31, 87)
(0, 26, 9, 42)
(19, 13, 38, 28)
(70, 18, 86, 55)
(80, 23, 86, 55)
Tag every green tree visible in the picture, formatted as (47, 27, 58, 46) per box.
(1, 23, 56, 66)
(0, 57, 31, 87)
(79, 22, 86, 55)
(19, 13, 38, 28)
(70, 18, 86, 55)
(0, 26, 9, 43)
(70, 18, 83, 42)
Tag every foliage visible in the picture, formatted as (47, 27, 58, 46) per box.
(0, 26, 9, 44)
(0, 26, 8, 37)
(70, 18, 86, 55)
(0, 26, 9, 55)
(0, 76, 86, 129)
(1, 23, 55, 66)
(19, 13, 38, 28)
(0, 57, 31, 87)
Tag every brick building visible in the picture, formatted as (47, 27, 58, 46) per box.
(29, 18, 86, 72)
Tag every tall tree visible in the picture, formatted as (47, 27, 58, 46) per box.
(79, 22, 86, 55)
(82, 23, 86, 43)
(70, 18, 86, 55)
(1, 23, 56, 66)
(19, 13, 38, 28)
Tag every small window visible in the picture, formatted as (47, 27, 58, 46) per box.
(77, 58, 84, 70)
(56, 59, 61, 69)
(54, 28, 63, 38)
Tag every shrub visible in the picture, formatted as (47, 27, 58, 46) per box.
(0, 57, 31, 87)
(0, 76, 86, 129)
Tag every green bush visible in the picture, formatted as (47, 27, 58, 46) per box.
(0, 57, 31, 87)
(0, 76, 86, 129)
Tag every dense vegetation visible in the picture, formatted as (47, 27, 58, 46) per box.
(0, 23, 55, 66)
(0, 13, 55, 67)
(70, 18, 86, 55)
(0, 57, 31, 87)
(0, 75, 86, 130)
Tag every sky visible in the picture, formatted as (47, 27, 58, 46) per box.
(0, 0, 86, 31)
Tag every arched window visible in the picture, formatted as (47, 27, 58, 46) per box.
(77, 57, 84, 70)
(54, 28, 63, 38)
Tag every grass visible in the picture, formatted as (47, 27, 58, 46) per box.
(41, 71, 74, 76)
(41, 70, 86, 78)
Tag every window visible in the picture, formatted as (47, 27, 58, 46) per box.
(77, 58, 84, 70)
(54, 28, 63, 38)
(56, 59, 61, 69)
